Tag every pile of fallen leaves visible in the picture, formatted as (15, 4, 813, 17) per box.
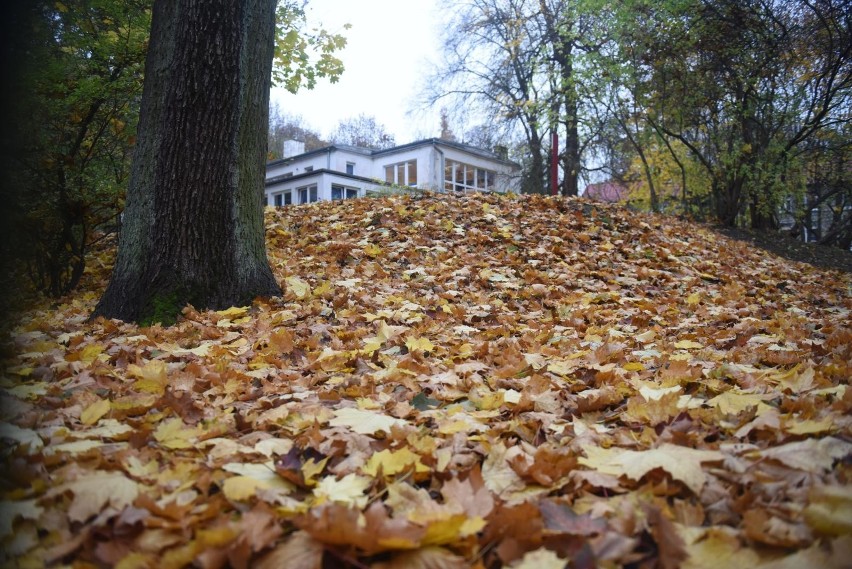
(2, 193, 850, 568)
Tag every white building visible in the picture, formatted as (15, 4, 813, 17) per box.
(265, 138, 521, 206)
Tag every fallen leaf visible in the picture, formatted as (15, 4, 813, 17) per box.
(579, 443, 724, 494)
(47, 471, 139, 523)
(329, 407, 408, 435)
(80, 398, 111, 425)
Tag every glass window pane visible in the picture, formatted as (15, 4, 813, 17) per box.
(332, 185, 343, 200)
(408, 160, 417, 186)
(397, 163, 405, 185)
(274, 194, 282, 206)
(284, 192, 292, 205)
(385, 166, 394, 183)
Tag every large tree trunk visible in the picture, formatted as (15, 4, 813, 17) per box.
(93, 0, 281, 324)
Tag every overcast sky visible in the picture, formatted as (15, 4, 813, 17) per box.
(270, 0, 443, 144)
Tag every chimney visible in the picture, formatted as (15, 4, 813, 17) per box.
(282, 139, 305, 158)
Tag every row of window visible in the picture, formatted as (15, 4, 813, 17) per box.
(269, 158, 498, 205)
(270, 184, 358, 206)
(384, 160, 417, 186)
(445, 159, 495, 192)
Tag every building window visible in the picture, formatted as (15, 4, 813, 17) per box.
(273, 191, 293, 206)
(346, 162, 355, 175)
(384, 159, 417, 186)
(305, 166, 314, 172)
(332, 185, 358, 200)
(444, 159, 496, 192)
(298, 185, 318, 204)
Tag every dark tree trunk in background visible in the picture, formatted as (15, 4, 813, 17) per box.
(93, 0, 281, 324)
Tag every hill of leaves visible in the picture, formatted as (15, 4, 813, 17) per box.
(1, 193, 850, 568)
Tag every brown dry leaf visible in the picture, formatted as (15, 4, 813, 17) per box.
(373, 546, 469, 569)
(643, 503, 688, 569)
(254, 531, 323, 569)
(753, 437, 852, 473)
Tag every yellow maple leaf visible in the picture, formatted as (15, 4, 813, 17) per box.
(422, 514, 469, 546)
(785, 416, 834, 435)
(127, 360, 169, 395)
(80, 398, 111, 426)
(364, 243, 383, 257)
(153, 417, 202, 449)
(216, 306, 249, 319)
(707, 390, 773, 415)
(329, 407, 408, 435)
(580, 443, 724, 494)
(674, 339, 703, 350)
(405, 336, 435, 353)
(363, 448, 430, 477)
(285, 276, 311, 299)
(313, 473, 372, 508)
(46, 471, 139, 523)
(301, 456, 330, 487)
(803, 485, 852, 536)
(680, 527, 761, 569)
(221, 462, 293, 502)
(80, 343, 106, 365)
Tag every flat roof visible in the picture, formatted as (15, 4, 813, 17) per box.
(266, 137, 520, 169)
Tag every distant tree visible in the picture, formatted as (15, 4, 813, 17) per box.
(330, 114, 395, 149)
(427, 0, 608, 196)
(626, 0, 852, 228)
(267, 102, 327, 159)
(93, 0, 281, 323)
(439, 108, 457, 142)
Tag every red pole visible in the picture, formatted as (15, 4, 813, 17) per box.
(550, 130, 558, 196)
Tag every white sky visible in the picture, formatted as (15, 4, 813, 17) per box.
(270, 0, 443, 144)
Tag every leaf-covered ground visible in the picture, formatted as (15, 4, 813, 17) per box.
(2, 193, 851, 569)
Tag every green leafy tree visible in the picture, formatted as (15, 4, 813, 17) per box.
(4, 0, 150, 298)
(627, 0, 852, 227)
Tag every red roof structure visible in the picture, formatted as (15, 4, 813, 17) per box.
(583, 181, 629, 203)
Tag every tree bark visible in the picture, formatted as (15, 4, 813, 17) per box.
(93, 0, 281, 324)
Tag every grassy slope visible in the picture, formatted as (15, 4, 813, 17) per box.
(2, 193, 851, 568)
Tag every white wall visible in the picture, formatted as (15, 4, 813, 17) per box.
(265, 140, 520, 206)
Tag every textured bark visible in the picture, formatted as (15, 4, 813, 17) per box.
(93, 0, 281, 323)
